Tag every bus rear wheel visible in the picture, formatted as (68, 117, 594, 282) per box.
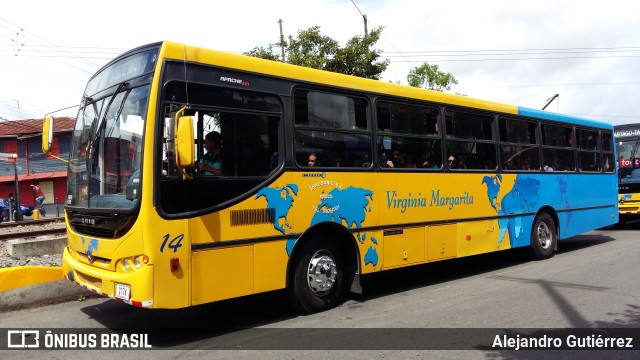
(530, 212, 557, 260)
(290, 240, 345, 314)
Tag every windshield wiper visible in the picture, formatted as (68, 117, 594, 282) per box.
(87, 81, 128, 159)
(86, 81, 128, 204)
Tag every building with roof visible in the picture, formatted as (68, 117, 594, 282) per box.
(0, 117, 74, 214)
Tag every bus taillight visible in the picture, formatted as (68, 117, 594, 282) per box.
(170, 258, 179, 272)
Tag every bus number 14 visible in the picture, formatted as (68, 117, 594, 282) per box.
(160, 234, 184, 253)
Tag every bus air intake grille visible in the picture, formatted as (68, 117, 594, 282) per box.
(230, 208, 276, 226)
(72, 224, 116, 239)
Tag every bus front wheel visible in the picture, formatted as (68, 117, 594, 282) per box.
(530, 212, 557, 260)
(290, 240, 345, 314)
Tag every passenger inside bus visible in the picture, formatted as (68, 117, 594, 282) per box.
(387, 150, 413, 168)
(448, 155, 466, 169)
(307, 152, 320, 167)
(421, 152, 438, 169)
(198, 131, 222, 175)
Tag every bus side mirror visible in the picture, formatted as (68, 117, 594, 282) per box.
(42, 115, 54, 154)
(175, 115, 194, 168)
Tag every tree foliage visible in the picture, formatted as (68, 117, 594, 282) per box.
(286, 26, 340, 69)
(244, 26, 389, 80)
(407, 63, 458, 92)
(244, 44, 281, 62)
(326, 27, 389, 80)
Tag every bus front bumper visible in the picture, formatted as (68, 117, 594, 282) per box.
(62, 246, 154, 308)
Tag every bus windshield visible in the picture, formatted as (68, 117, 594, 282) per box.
(617, 137, 640, 183)
(67, 84, 149, 209)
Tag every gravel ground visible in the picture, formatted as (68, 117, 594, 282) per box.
(0, 219, 66, 268)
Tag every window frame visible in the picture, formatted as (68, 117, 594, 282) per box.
(443, 108, 497, 171)
(293, 88, 373, 169)
(375, 99, 443, 171)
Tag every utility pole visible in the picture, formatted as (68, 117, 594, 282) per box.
(12, 154, 22, 221)
(542, 94, 559, 110)
(278, 19, 286, 62)
(363, 14, 368, 35)
(1, 152, 22, 221)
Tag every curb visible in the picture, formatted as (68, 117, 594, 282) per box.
(0, 266, 63, 292)
(0, 266, 97, 312)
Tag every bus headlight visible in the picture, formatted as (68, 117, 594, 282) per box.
(135, 255, 149, 268)
(122, 256, 149, 271)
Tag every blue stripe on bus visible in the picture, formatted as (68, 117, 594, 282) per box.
(517, 106, 613, 129)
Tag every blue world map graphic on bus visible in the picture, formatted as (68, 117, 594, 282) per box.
(482, 175, 541, 248)
(257, 184, 378, 260)
(255, 184, 299, 235)
(310, 186, 373, 240)
(81, 237, 99, 257)
(363, 234, 379, 268)
(482, 174, 571, 248)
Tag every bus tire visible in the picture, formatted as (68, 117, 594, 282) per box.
(290, 239, 345, 314)
(530, 212, 557, 260)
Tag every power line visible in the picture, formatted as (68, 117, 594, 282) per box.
(0, 18, 97, 73)
(382, 46, 640, 54)
(0, 44, 128, 51)
(0, 54, 115, 60)
(382, 49, 640, 58)
(387, 54, 640, 63)
(347, 1, 416, 68)
(459, 81, 640, 89)
(0, 58, 86, 90)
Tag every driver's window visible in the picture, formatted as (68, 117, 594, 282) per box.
(159, 83, 282, 215)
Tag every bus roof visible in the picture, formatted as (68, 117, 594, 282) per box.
(518, 107, 612, 129)
(157, 41, 612, 130)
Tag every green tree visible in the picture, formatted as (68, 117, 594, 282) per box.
(244, 44, 281, 62)
(286, 26, 340, 69)
(244, 26, 388, 80)
(407, 63, 458, 92)
(326, 27, 390, 80)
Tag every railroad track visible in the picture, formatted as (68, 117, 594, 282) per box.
(0, 218, 63, 229)
(0, 228, 67, 241)
(0, 218, 67, 241)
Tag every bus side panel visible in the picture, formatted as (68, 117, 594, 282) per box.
(149, 216, 191, 309)
(192, 245, 254, 305)
(382, 226, 425, 269)
(456, 220, 512, 258)
(558, 206, 618, 240)
(254, 240, 289, 293)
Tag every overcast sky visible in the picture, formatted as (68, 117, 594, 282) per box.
(1, 0, 639, 125)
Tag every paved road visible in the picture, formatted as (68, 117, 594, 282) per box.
(2, 223, 639, 359)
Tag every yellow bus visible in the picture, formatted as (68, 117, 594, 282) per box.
(615, 123, 640, 224)
(44, 41, 618, 313)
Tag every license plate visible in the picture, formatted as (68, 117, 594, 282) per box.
(115, 283, 131, 300)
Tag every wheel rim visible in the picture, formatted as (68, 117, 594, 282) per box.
(537, 221, 552, 250)
(306, 250, 337, 296)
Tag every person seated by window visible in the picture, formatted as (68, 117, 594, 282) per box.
(388, 150, 413, 168)
(354, 153, 371, 167)
(421, 153, 439, 169)
(448, 155, 467, 169)
(307, 152, 320, 167)
(198, 131, 222, 175)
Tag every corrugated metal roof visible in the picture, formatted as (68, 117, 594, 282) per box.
(0, 171, 67, 183)
(0, 117, 75, 136)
